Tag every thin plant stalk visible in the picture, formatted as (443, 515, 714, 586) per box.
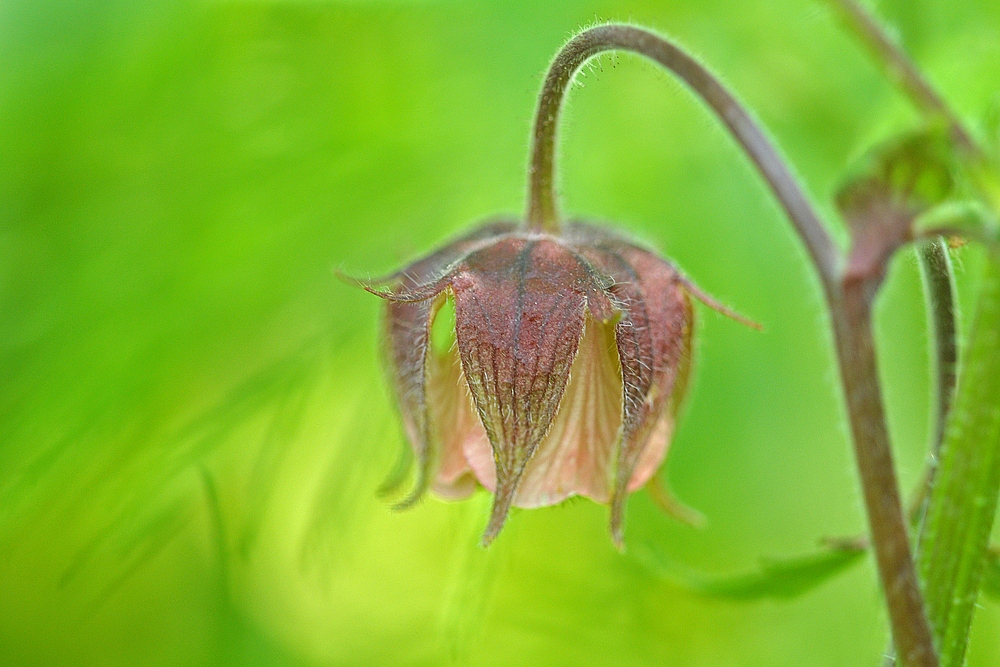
(526, 23, 937, 667)
(525, 25, 840, 291)
(919, 240, 960, 456)
(826, 0, 979, 157)
(910, 238, 959, 528)
(834, 265, 937, 667)
(825, 0, 965, 547)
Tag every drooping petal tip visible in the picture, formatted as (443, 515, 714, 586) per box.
(481, 478, 518, 548)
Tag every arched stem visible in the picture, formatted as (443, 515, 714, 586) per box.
(525, 24, 839, 292)
(525, 23, 938, 666)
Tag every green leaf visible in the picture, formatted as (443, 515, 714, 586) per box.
(637, 541, 868, 602)
(692, 544, 868, 601)
(981, 548, 1000, 602)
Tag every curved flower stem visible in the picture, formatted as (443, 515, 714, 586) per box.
(524, 24, 839, 291)
(527, 23, 936, 666)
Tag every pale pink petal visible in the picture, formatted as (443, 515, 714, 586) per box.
(513, 314, 623, 507)
(424, 308, 491, 500)
(452, 238, 616, 545)
(565, 222, 695, 545)
(627, 410, 674, 491)
(462, 419, 495, 492)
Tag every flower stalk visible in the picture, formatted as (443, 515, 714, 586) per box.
(827, 3, 1000, 665)
(826, 3, 964, 559)
(526, 24, 841, 291)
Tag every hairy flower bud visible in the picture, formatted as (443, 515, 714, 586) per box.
(356, 220, 753, 547)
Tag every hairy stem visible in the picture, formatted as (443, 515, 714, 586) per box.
(882, 241, 957, 667)
(833, 275, 938, 667)
(527, 23, 936, 666)
(908, 239, 959, 532)
(918, 240, 959, 453)
(829, 0, 964, 532)
(900, 241, 960, 533)
(525, 24, 839, 291)
(831, 3, 1000, 665)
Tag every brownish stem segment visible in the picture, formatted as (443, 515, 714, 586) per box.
(526, 23, 937, 666)
(525, 24, 840, 291)
(835, 274, 938, 667)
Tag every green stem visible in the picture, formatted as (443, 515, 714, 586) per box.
(917, 250, 1000, 667)
(908, 239, 959, 530)
(918, 240, 959, 454)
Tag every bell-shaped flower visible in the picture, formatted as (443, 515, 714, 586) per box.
(355, 219, 753, 547)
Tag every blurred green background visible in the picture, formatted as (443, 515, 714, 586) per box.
(2, 0, 999, 665)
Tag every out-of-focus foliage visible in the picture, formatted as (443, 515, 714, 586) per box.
(985, 549, 1000, 601)
(1, 1, 999, 665)
(638, 540, 869, 601)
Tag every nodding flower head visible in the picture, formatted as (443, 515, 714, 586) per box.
(352, 219, 756, 548)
